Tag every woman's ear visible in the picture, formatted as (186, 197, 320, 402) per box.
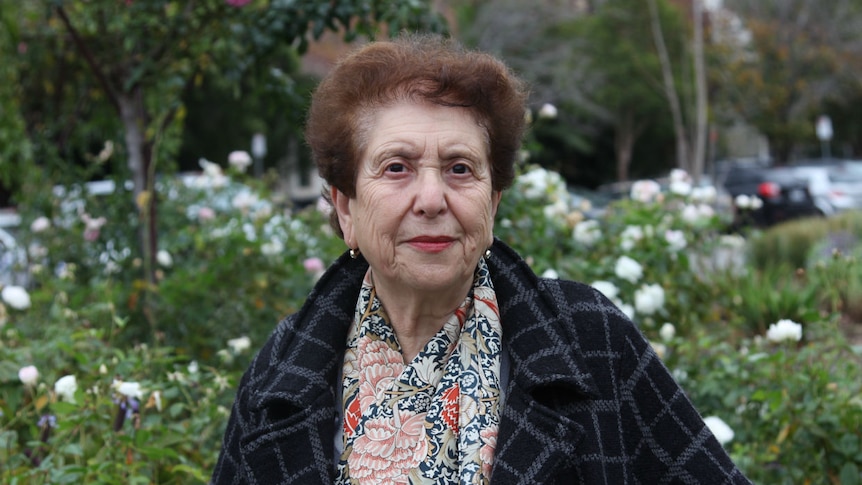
(331, 186, 355, 247)
(491, 190, 503, 217)
(489, 190, 503, 247)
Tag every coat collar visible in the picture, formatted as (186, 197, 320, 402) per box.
(245, 239, 597, 482)
(254, 239, 598, 406)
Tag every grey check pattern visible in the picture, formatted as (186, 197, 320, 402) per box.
(211, 239, 752, 484)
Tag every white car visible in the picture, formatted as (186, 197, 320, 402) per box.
(789, 162, 862, 215)
(827, 161, 862, 211)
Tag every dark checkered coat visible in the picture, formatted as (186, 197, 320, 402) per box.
(211, 240, 751, 484)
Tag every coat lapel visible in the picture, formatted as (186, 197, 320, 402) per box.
(488, 240, 599, 483)
(239, 253, 369, 484)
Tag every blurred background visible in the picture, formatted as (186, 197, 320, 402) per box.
(2, 0, 861, 207)
(2, 2, 862, 482)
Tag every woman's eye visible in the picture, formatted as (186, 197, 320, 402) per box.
(451, 163, 471, 174)
(386, 163, 406, 173)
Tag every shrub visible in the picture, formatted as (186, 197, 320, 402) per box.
(748, 210, 862, 271)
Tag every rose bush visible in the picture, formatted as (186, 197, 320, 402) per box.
(1, 163, 860, 482)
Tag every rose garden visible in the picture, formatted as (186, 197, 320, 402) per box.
(2, 161, 861, 483)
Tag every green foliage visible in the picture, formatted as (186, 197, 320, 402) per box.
(1, 303, 235, 483)
(17, 170, 346, 358)
(709, 262, 824, 335)
(748, 210, 862, 270)
(667, 322, 862, 484)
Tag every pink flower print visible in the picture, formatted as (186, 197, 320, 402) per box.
(358, 362, 399, 412)
(359, 338, 403, 367)
(349, 410, 428, 484)
(479, 426, 498, 475)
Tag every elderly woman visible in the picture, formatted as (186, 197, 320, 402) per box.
(212, 34, 751, 484)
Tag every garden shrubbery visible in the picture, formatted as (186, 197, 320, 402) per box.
(2, 163, 861, 483)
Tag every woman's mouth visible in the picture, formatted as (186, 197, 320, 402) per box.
(408, 236, 454, 253)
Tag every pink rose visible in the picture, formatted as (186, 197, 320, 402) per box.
(198, 206, 216, 221)
(19, 365, 39, 386)
(303, 257, 325, 274)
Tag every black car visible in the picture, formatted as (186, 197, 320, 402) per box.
(718, 163, 824, 228)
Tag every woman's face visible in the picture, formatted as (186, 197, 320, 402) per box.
(333, 100, 501, 298)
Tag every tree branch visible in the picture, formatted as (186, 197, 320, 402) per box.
(54, 5, 120, 113)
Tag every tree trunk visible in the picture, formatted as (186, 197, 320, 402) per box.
(117, 89, 158, 288)
(691, 0, 708, 182)
(615, 114, 638, 182)
(647, 0, 691, 173)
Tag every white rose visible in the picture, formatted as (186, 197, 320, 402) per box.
(228, 150, 253, 172)
(573, 220, 602, 246)
(227, 336, 252, 354)
(664, 229, 687, 252)
(518, 167, 550, 199)
(2, 286, 31, 310)
(634, 283, 665, 316)
(54, 374, 78, 403)
(659, 323, 676, 342)
(669, 180, 692, 196)
(156, 250, 173, 267)
(115, 380, 144, 400)
(614, 256, 643, 283)
(669, 168, 690, 184)
(766, 319, 803, 343)
(618, 302, 635, 320)
(537, 103, 558, 119)
(630, 180, 662, 203)
(691, 185, 717, 203)
(703, 416, 735, 445)
(541, 268, 559, 279)
(591, 280, 620, 300)
(232, 191, 259, 212)
(620, 225, 644, 251)
(30, 216, 51, 233)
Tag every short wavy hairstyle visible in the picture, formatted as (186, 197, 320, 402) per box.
(305, 33, 529, 238)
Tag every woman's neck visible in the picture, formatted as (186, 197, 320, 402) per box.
(372, 275, 471, 363)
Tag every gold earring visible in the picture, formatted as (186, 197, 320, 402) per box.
(349, 248, 360, 259)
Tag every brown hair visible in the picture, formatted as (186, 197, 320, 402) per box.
(305, 33, 529, 238)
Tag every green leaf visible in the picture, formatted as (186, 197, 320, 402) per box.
(840, 463, 860, 485)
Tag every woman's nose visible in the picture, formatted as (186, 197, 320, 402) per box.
(413, 170, 447, 217)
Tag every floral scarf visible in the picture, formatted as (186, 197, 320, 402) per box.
(336, 257, 503, 484)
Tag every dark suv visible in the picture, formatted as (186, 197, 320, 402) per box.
(717, 162, 823, 228)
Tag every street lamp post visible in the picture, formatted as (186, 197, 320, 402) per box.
(251, 133, 267, 178)
(816, 115, 833, 161)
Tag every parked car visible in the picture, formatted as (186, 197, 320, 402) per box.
(788, 160, 862, 214)
(829, 160, 862, 210)
(0, 223, 29, 287)
(717, 161, 824, 227)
